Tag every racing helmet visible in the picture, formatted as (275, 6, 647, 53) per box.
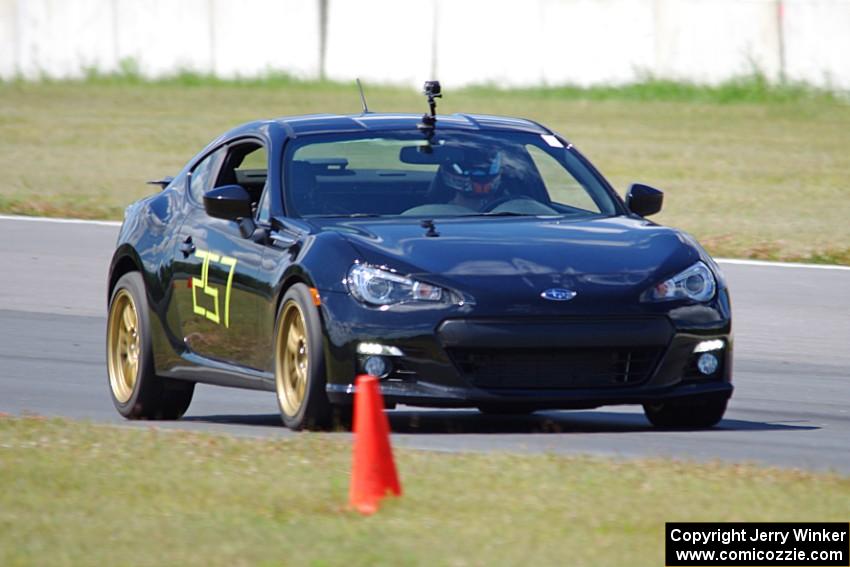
(439, 148, 503, 197)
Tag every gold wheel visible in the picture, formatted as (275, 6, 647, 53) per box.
(107, 289, 141, 403)
(275, 301, 309, 417)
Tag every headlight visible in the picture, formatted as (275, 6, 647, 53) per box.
(645, 261, 716, 302)
(347, 264, 444, 306)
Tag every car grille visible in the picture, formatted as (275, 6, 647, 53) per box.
(447, 347, 663, 389)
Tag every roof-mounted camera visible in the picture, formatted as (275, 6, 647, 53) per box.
(424, 80, 441, 99)
(418, 80, 442, 131)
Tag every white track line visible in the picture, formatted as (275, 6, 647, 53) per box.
(0, 214, 847, 272)
(0, 214, 121, 227)
(715, 258, 850, 271)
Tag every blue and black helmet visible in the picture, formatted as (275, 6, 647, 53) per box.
(440, 148, 503, 196)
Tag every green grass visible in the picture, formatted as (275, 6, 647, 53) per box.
(1, 77, 849, 264)
(0, 416, 848, 567)
(465, 73, 845, 105)
(21, 66, 846, 104)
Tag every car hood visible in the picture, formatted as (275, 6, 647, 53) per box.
(316, 215, 702, 313)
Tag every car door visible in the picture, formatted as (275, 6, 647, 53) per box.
(170, 139, 269, 369)
(251, 144, 304, 375)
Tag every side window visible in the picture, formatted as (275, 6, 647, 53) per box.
(189, 148, 225, 205)
(247, 145, 271, 222)
(236, 145, 267, 171)
(526, 145, 600, 213)
(255, 187, 271, 224)
(218, 142, 268, 215)
(233, 146, 268, 197)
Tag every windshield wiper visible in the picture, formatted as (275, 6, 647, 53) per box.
(309, 213, 383, 218)
(459, 211, 532, 217)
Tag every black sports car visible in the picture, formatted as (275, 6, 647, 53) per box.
(106, 87, 732, 430)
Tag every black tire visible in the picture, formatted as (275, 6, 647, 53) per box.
(273, 283, 332, 430)
(106, 272, 195, 419)
(643, 396, 728, 428)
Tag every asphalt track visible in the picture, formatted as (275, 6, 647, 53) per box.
(1, 216, 848, 472)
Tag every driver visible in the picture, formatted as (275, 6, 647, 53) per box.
(439, 148, 504, 211)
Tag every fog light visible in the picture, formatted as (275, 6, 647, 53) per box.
(363, 355, 390, 378)
(697, 352, 719, 375)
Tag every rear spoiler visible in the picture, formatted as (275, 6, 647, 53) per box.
(146, 176, 174, 190)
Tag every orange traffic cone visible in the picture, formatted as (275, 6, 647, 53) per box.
(349, 374, 402, 514)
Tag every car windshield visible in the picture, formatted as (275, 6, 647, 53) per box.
(284, 130, 619, 219)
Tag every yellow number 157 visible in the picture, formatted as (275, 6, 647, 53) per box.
(192, 249, 238, 328)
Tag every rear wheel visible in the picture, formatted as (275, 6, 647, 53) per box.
(643, 396, 727, 428)
(274, 284, 332, 430)
(107, 271, 194, 419)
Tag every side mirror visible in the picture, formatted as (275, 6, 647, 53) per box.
(203, 185, 253, 221)
(626, 183, 663, 217)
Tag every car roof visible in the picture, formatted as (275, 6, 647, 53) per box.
(225, 113, 555, 139)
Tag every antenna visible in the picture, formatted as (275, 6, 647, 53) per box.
(356, 78, 370, 114)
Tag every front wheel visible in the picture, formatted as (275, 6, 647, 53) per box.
(643, 396, 728, 428)
(107, 271, 195, 419)
(274, 284, 332, 430)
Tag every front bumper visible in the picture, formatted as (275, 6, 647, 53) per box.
(327, 379, 733, 409)
(320, 289, 733, 410)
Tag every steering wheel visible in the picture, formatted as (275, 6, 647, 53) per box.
(482, 196, 562, 215)
(480, 195, 517, 212)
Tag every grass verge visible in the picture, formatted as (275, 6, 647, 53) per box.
(1, 416, 848, 566)
(0, 77, 848, 264)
